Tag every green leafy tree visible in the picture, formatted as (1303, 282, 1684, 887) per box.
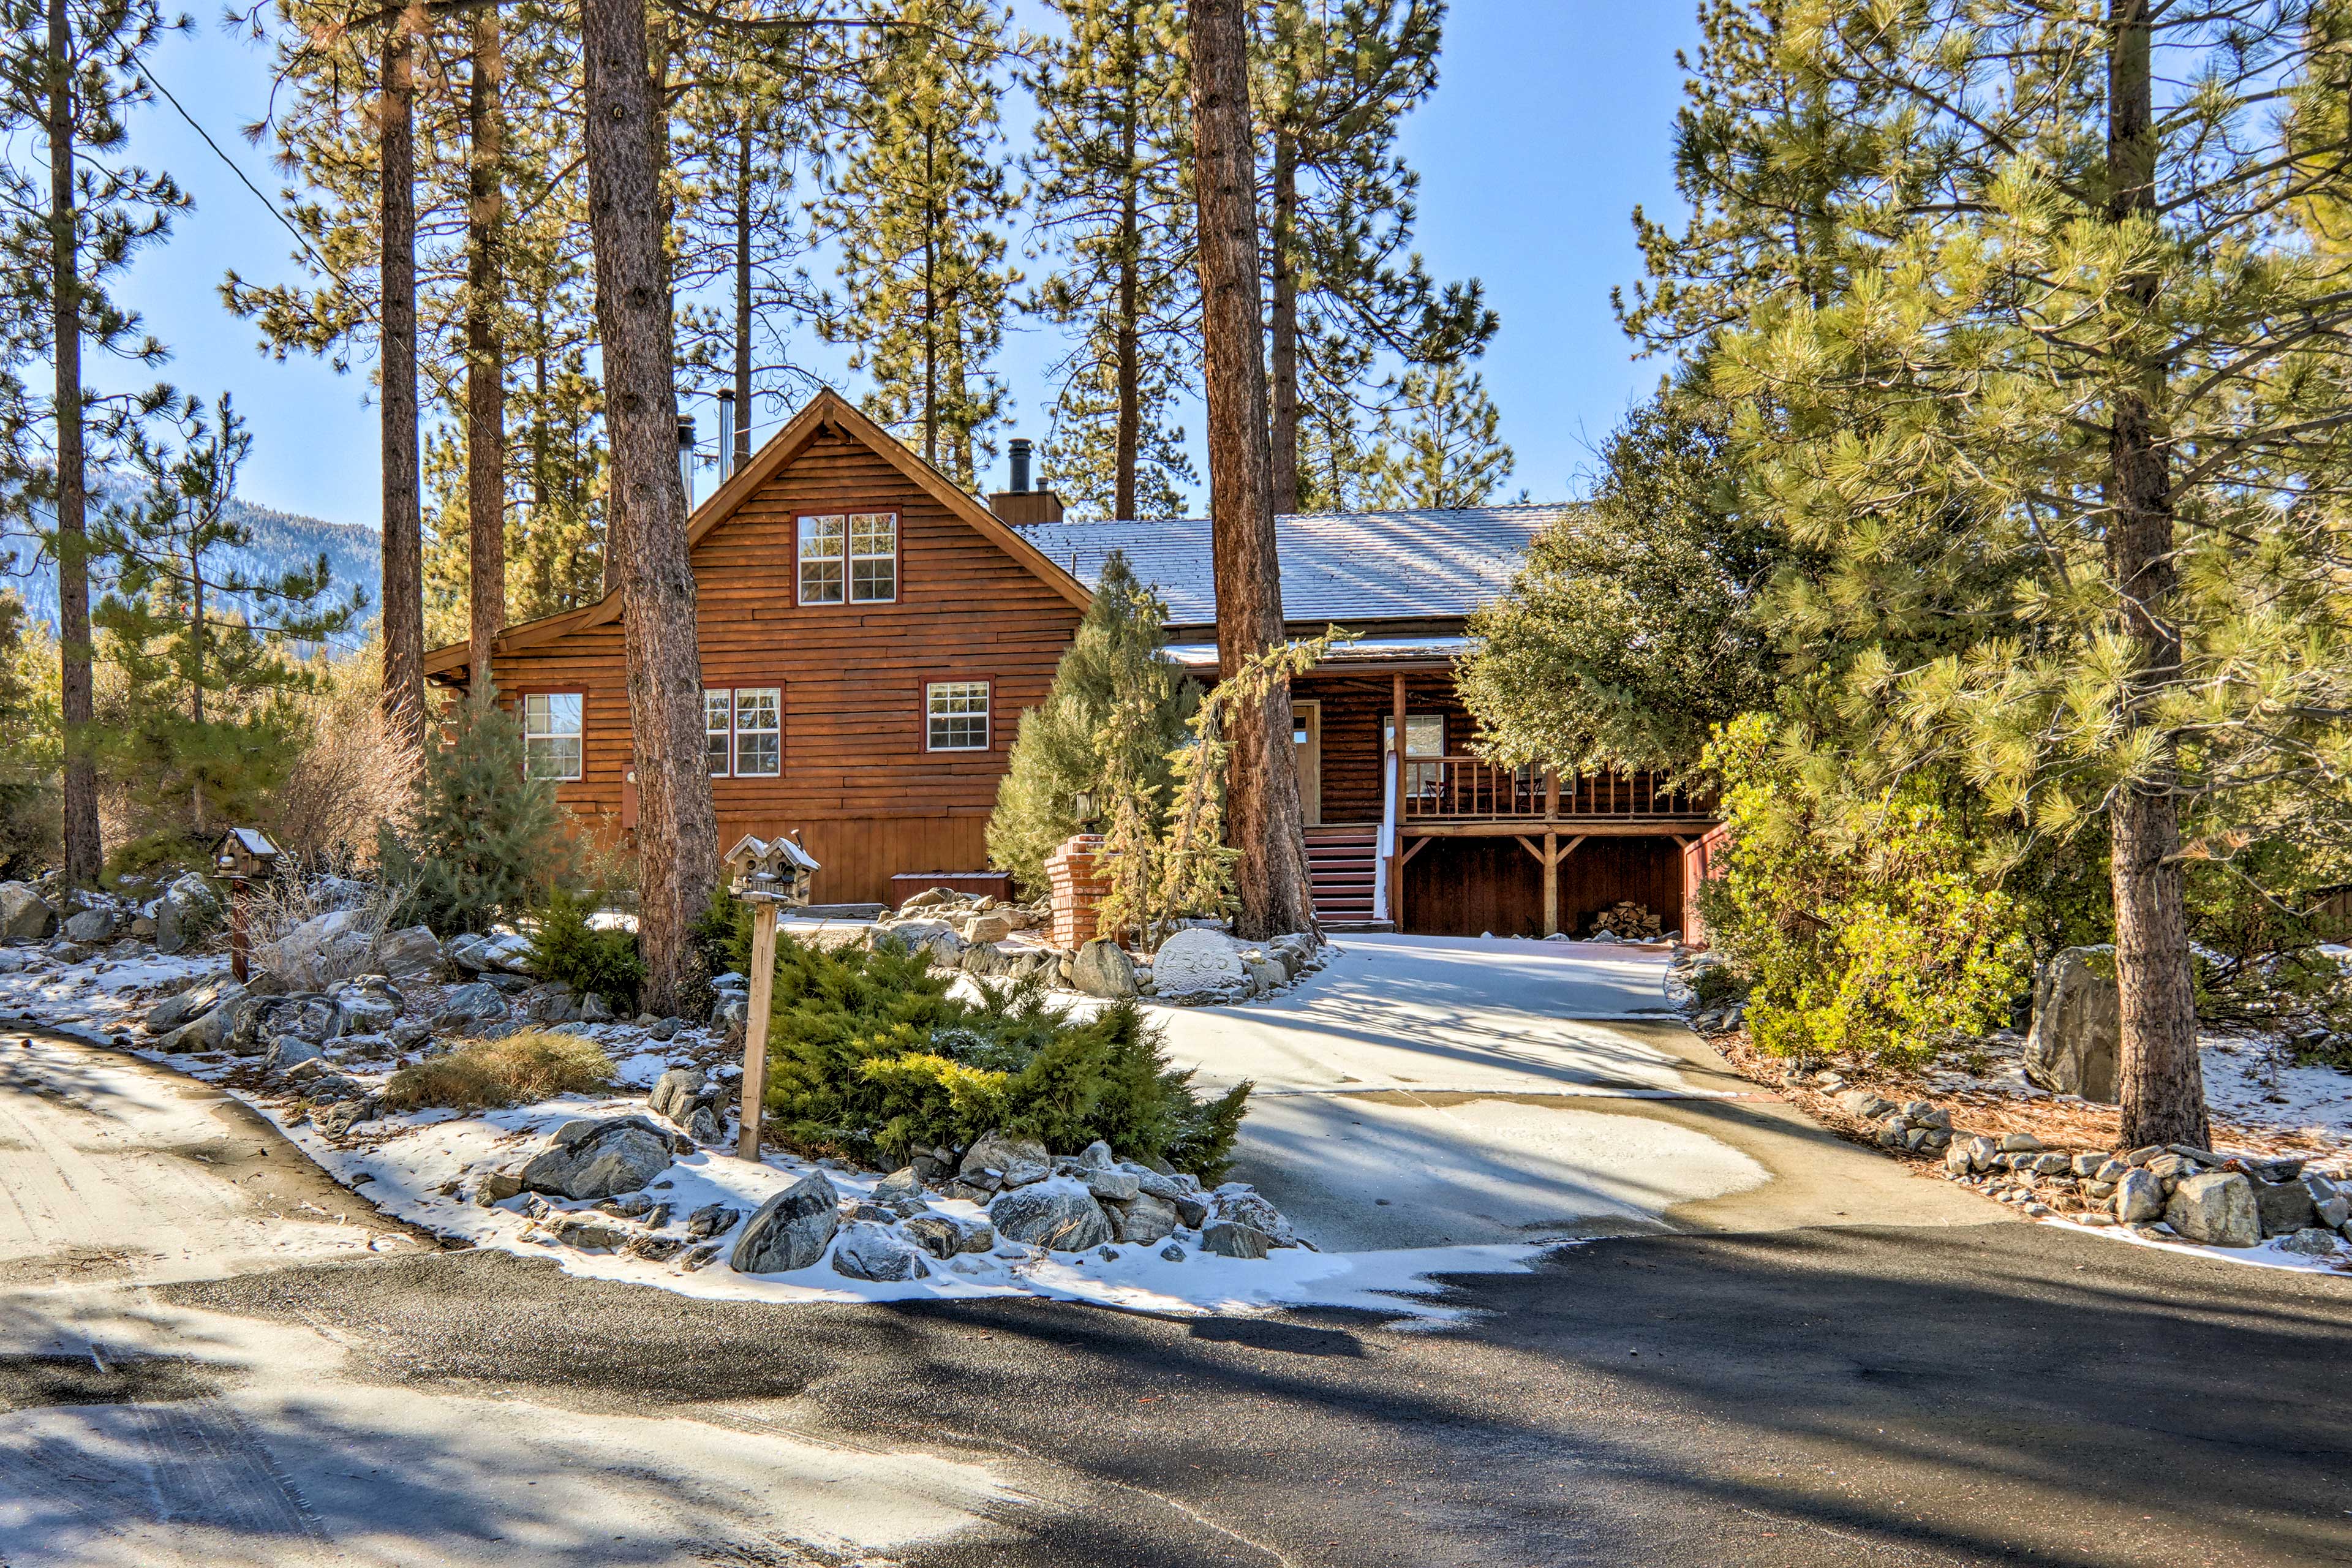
(1462, 382, 1784, 773)
(1645, 2, 2352, 1147)
(91, 394, 364, 867)
(813, 0, 1020, 485)
(1019, 0, 1197, 519)
(989, 551, 1194, 895)
(379, 691, 572, 935)
(1698, 714, 2030, 1068)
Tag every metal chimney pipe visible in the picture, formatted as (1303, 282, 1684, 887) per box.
(715, 390, 737, 480)
(1009, 437, 1032, 494)
(677, 414, 696, 503)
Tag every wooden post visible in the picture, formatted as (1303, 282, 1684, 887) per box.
(1389, 672, 1408, 929)
(737, 898, 777, 1162)
(228, 877, 249, 982)
(1543, 832, 1558, 938)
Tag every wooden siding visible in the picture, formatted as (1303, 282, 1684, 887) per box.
(491, 425, 1083, 905)
(1294, 672, 1481, 825)
(1401, 833, 1687, 939)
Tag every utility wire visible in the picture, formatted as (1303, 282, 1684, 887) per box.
(142, 65, 353, 291)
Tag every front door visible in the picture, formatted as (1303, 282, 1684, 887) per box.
(1293, 699, 1322, 826)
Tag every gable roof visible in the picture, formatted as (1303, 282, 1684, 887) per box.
(426, 388, 1091, 677)
(1016, 505, 1564, 626)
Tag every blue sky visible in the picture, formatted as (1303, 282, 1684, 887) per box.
(94, 1, 1698, 526)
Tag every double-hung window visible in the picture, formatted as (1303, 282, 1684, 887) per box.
(797, 511, 897, 605)
(523, 693, 584, 781)
(925, 681, 990, 752)
(705, 687, 782, 777)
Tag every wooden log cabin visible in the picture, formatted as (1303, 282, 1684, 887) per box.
(426, 389, 1721, 938)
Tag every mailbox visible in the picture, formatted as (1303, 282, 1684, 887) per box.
(211, 827, 281, 883)
(722, 833, 819, 907)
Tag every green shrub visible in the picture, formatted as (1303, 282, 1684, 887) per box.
(1698, 714, 2029, 1066)
(379, 692, 572, 935)
(758, 933, 1249, 1176)
(529, 887, 646, 1008)
(692, 886, 747, 979)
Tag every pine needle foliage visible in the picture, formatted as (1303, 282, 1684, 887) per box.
(988, 552, 1195, 895)
(757, 932, 1250, 1174)
(379, 692, 572, 935)
(529, 885, 645, 1008)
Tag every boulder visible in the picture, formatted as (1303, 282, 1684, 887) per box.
(518, 1115, 675, 1200)
(1200, 1221, 1274, 1259)
(830, 1221, 928, 1282)
(0, 881, 55, 942)
(2114, 1169, 2166, 1223)
(266, 1036, 325, 1075)
(579, 992, 615, 1023)
(729, 1171, 840, 1273)
(520, 982, 580, 1025)
(1080, 1167, 1140, 1202)
(989, 1179, 1113, 1251)
(710, 993, 748, 1037)
(2022, 946, 2120, 1102)
(687, 1202, 742, 1239)
(237, 994, 338, 1049)
(157, 1000, 241, 1054)
(1998, 1133, 2045, 1153)
(146, 978, 244, 1036)
(1150, 928, 1251, 1000)
(873, 1166, 924, 1202)
(647, 1066, 707, 1127)
(437, 982, 510, 1028)
(153, 898, 189, 955)
(329, 981, 401, 1036)
(62, 908, 117, 944)
(1106, 1191, 1178, 1245)
(447, 930, 537, 976)
(960, 1129, 1050, 1188)
(314, 1098, 377, 1138)
(685, 1105, 725, 1145)
(372, 925, 443, 979)
(1245, 957, 1286, 997)
(1212, 1190, 1295, 1245)
(260, 908, 377, 990)
(901, 1212, 994, 1259)
(2165, 1171, 2260, 1247)
(2278, 1227, 2341, 1257)
(956, 911, 1017, 944)
(2254, 1178, 2317, 1238)
(1070, 938, 1136, 999)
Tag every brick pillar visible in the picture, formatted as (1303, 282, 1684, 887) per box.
(1045, 834, 1109, 951)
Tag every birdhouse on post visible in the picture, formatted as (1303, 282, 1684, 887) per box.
(209, 827, 281, 982)
(722, 832, 821, 1162)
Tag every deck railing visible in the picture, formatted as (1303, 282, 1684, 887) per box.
(1398, 756, 1714, 822)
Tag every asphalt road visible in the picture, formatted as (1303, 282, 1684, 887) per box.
(4, 1022, 2350, 1564)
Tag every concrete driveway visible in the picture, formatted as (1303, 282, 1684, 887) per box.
(1152, 932, 1998, 1250)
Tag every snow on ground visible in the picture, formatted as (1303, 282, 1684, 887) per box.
(0, 941, 1548, 1322)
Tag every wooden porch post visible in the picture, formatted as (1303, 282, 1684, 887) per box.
(1543, 831, 1558, 937)
(1389, 672, 1407, 929)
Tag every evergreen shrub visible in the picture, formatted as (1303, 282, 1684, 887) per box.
(529, 886, 646, 1008)
(759, 933, 1249, 1175)
(1697, 714, 2029, 1066)
(379, 693, 573, 935)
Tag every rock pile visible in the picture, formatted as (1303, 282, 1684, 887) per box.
(1793, 1079, 1958, 1155)
(1143, 927, 1324, 1006)
(1945, 1133, 2349, 1250)
(865, 900, 1326, 1009)
(476, 1126, 1305, 1281)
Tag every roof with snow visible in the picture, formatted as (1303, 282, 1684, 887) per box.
(1015, 505, 1566, 625)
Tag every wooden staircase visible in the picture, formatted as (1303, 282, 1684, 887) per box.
(1306, 826, 1390, 931)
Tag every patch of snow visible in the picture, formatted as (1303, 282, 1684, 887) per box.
(2049, 1217, 2352, 1276)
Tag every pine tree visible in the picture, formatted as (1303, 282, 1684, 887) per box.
(1254, 0, 1495, 514)
(1640, 2, 2352, 1148)
(1019, 0, 1197, 519)
(0, 0, 187, 882)
(379, 688, 572, 934)
(987, 552, 1196, 895)
(91, 394, 364, 866)
(1367, 363, 1512, 508)
(0, 589, 61, 876)
(813, 0, 1019, 486)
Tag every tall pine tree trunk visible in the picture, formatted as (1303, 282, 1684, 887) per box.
(581, 0, 717, 1014)
(1189, 0, 1314, 940)
(2105, 0, 2206, 1149)
(733, 122, 754, 472)
(379, 24, 424, 748)
(1114, 8, 1141, 521)
(1267, 123, 1300, 516)
(466, 4, 507, 693)
(47, 0, 99, 885)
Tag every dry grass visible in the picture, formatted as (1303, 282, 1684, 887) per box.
(245, 869, 418, 987)
(272, 650, 420, 870)
(380, 1031, 616, 1113)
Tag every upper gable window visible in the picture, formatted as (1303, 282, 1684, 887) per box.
(798, 511, 897, 605)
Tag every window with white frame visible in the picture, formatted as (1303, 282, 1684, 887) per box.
(1383, 713, 1446, 796)
(797, 511, 897, 605)
(523, 693, 583, 781)
(925, 681, 990, 751)
(705, 687, 782, 777)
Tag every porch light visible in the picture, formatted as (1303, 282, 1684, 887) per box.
(1072, 789, 1096, 823)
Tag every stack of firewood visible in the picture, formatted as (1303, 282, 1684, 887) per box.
(1589, 900, 1664, 940)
